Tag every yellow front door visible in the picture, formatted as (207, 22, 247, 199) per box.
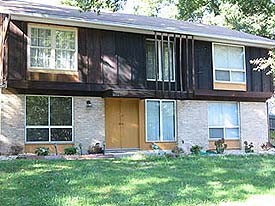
(105, 98, 139, 149)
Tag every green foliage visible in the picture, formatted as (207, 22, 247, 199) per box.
(214, 138, 227, 154)
(190, 145, 202, 155)
(61, 0, 126, 12)
(250, 50, 275, 75)
(177, 0, 275, 39)
(244, 141, 254, 153)
(35, 147, 49, 156)
(64, 146, 77, 155)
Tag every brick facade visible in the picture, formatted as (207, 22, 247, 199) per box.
(0, 89, 25, 154)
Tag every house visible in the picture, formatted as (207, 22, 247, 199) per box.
(0, 0, 274, 155)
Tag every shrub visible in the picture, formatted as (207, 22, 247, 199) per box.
(88, 143, 103, 154)
(190, 145, 202, 155)
(214, 138, 227, 154)
(64, 146, 77, 155)
(35, 147, 49, 156)
(244, 141, 254, 153)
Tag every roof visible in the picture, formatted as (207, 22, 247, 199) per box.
(1, 0, 275, 48)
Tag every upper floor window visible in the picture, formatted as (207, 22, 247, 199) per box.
(213, 43, 245, 83)
(146, 39, 175, 81)
(27, 24, 77, 71)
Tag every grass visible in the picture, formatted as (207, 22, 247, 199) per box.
(1, 155, 275, 206)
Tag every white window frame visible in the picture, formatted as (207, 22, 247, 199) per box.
(145, 99, 177, 142)
(24, 95, 74, 144)
(208, 102, 240, 140)
(212, 43, 246, 84)
(27, 23, 78, 72)
(146, 39, 176, 82)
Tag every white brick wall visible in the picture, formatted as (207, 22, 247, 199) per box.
(0, 91, 268, 154)
(0, 89, 25, 154)
(240, 102, 268, 151)
(177, 100, 209, 151)
(74, 97, 105, 153)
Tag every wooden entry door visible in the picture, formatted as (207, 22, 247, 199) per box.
(105, 98, 139, 149)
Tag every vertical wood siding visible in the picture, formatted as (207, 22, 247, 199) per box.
(6, 19, 273, 97)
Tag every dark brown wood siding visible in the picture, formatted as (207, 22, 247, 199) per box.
(5, 19, 273, 101)
(8, 20, 27, 80)
(194, 41, 273, 93)
(194, 40, 213, 90)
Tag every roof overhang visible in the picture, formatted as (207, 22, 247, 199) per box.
(8, 12, 275, 49)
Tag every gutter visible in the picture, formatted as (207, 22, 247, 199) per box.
(9, 13, 275, 49)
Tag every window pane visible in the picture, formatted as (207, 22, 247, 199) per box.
(208, 103, 223, 126)
(50, 97, 72, 126)
(31, 28, 51, 47)
(225, 128, 239, 139)
(26, 128, 49, 142)
(228, 46, 244, 70)
(209, 128, 224, 138)
(26, 96, 48, 126)
(222, 103, 238, 126)
(231, 71, 245, 82)
(30, 48, 51, 68)
(146, 41, 156, 80)
(55, 50, 75, 70)
(51, 128, 72, 141)
(215, 70, 230, 81)
(214, 45, 228, 68)
(162, 42, 174, 81)
(56, 30, 75, 50)
(162, 101, 175, 141)
(146, 101, 160, 141)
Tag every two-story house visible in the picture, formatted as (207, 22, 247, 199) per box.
(0, 1, 275, 154)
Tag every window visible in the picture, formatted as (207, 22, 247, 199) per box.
(28, 24, 77, 71)
(146, 100, 176, 142)
(146, 40, 175, 81)
(213, 43, 245, 83)
(25, 96, 73, 142)
(208, 102, 240, 139)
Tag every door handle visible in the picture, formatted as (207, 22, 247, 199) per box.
(118, 122, 124, 126)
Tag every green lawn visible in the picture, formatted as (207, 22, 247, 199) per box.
(1, 155, 275, 206)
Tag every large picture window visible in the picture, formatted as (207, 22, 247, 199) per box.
(28, 24, 77, 71)
(146, 40, 175, 81)
(25, 96, 73, 142)
(208, 102, 240, 139)
(213, 43, 245, 83)
(146, 100, 176, 142)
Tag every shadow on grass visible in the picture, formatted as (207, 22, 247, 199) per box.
(1, 155, 275, 206)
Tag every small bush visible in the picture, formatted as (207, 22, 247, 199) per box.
(214, 138, 227, 154)
(190, 145, 202, 155)
(244, 141, 254, 153)
(64, 146, 77, 155)
(35, 147, 49, 156)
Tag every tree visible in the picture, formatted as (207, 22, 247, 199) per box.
(177, 0, 275, 73)
(61, 0, 125, 12)
(177, 0, 275, 39)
